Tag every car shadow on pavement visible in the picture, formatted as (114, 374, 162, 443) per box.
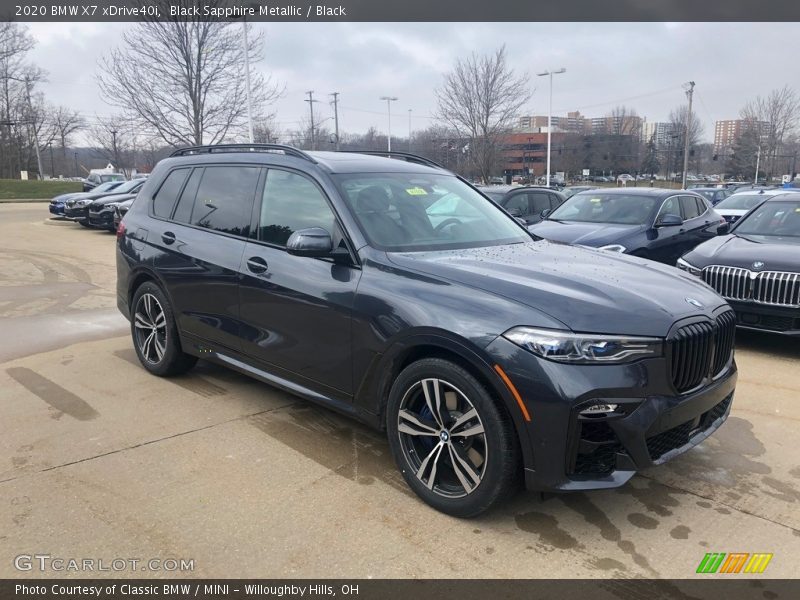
(734, 329, 800, 359)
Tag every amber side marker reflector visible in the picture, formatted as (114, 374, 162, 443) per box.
(494, 364, 531, 422)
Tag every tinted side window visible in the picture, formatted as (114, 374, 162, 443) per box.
(658, 196, 681, 220)
(503, 193, 528, 214)
(184, 166, 259, 236)
(259, 169, 336, 246)
(529, 192, 550, 214)
(172, 169, 202, 224)
(152, 169, 189, 219)
(548, 193, 563, 210)
(680, 195, 701, 219)
(696, 196, 709, 214)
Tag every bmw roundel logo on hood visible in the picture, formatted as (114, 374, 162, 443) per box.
(685, 297, 704, 309)
(752, 261, 766, 271)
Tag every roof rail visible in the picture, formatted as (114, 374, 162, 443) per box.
(337, 150, 447, 170)
(169, 143, 317, 163)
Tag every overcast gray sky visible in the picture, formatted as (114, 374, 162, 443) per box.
(26, 21, 800, 145)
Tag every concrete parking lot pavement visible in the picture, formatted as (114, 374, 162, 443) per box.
(1, 203, 799, 581)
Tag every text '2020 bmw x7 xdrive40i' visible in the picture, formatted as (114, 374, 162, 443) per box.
(116, 145, 737, 517)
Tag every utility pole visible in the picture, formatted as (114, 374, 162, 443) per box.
(329, 92, 340, 151)
(24, 76, 44, 180)
(110, 129, 119, 171)
(48, 143, 54, 177)
(73, 151, 78, 178)
(305, 91, 318, 150)
(408, 109, 412, 151)
(754, 145, 761, 185)
(380, 96, 398, 152)
(242, 19, 254, 143)
(681, 81, 695, 189)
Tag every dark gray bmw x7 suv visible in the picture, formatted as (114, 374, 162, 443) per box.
(116, 145, 737, 517)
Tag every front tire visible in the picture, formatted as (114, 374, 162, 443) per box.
(130, 282, 197, 376)
(386, 358, 519, 517)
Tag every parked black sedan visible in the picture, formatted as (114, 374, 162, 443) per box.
(476, 185, 565, 225)
(88, 193, 137, 231)
(65, 179, 144, 225)
(529, 188, 725, 265)
(113, 197, 135, 231)
(678, 193, 800, 335)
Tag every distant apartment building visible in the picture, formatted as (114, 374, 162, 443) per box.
(714, 119, 770, 153)
(641, 121, 676, 149)
(519, 112, 641, 136)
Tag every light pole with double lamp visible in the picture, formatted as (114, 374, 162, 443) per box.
(380, 96, 398, 152)
(537, 68, 566, 187)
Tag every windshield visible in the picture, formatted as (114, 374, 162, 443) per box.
(548, 192, 658, 225)
(333, 173, 529, 251)
(717, 193, 767, 211)
(735, 200, 800, 237)
(94, 181, 124, 193)
(111, 179, 141, 194)
(100, 174, 124, 183)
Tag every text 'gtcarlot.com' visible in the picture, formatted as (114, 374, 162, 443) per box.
(13, 554, 194, 572)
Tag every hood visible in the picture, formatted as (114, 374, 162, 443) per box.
(51, 192, 84, 204)
(684, 233, 800, 272)
(529, 220, 645, 247)
(387, 241, 727, 337)
(90, 193, 136, 207)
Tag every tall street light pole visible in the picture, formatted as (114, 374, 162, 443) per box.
(305, 91, 318, 150)
(380, 96, 398, 152)
(681, 81, 695, 189)
(329, 92, 340, 151)
(408, 109, 413, 151)
(537, 68, 566, 187)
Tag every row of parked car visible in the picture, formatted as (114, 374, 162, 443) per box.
(49, 178, 142, 231)
(476, 182, 800, 335)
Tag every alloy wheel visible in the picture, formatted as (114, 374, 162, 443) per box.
(133, 293, 167, 364)
(397, 378, 488, 498)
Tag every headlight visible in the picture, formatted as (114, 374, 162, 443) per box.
(676, 257, 702, 277)
(599, 244, 626, 253)
(503, 327, 662, 364)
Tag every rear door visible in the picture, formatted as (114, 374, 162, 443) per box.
(151, 165, 261, 352)
(680, 195, 715, 253)
(238, 167, 361, 399)
(526, 190, 553, 224)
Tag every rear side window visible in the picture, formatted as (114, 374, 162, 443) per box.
(176, 166, 260, 237)
(503, 193, 528, 214)
(259, 169, 336, 246)
(153, 169, 189, 219)
(529, 192, 550, 214)
(680, 195, 702, 219)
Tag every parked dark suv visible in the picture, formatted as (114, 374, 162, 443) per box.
(116, 145, 737, 517)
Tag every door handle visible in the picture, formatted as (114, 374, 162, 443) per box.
(162, 231, 176, 245)
(246, 256, 268, 274)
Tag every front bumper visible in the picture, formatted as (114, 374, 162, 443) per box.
(89, 210, 115, 228)
(485, 336, 737, 492)
(49, 203, 65, 215)
(64, 206, 89, 221)
(728, 300, 800, 335)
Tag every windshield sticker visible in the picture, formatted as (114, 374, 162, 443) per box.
(406, 187, 428, 196)
(590, 198, 602, 203)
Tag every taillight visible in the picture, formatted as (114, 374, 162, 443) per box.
(116, 221, 126, 241)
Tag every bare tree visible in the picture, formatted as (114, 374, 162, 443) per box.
(51, 106, 84, 151)
(88, 115, 136, 176)
(0, 23, 36, 177)
(668, 104, 704, 175)
(436, 46, 530, 183)
(98, 1, 283, 148)
(740, 86, 800, 178)
(253, 118, 282, 144)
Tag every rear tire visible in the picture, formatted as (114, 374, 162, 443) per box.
(79, 220, 92, 228)
(386, 358, 519, 517)
(130, 282, 197, 376)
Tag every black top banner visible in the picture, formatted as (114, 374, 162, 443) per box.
(1, 0, 799, 22)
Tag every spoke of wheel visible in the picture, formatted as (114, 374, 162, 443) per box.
(154, 335, 166, 361)
(421, 379, 446, 428)
(448, 443, 481, 493)
(450, 407, 478, 434)
(416, 441, 444, 490)
(141, 331, 155, 361)
(143, 295, 153, 322)
(398, 410, 439, 437)
(154, 311, 166, 329)
(451, 423, 485, 438)
(134, 312, 152, 329)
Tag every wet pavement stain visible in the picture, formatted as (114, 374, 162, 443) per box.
(790, 466, 800, 480)
(513, 510, 580, 550)
(761, 477, 800, 503)
(627, 513, 659, 530)
(590, 557, 627, 572)
(7, 367, 99, 421)
(559, 494, 659, 576)
(615, 477, 682, 517)
(696, 501, 712, 508)
(248, 403, 410, 496)
(714, 507, 731, 515)
(670, 525, 691, 539)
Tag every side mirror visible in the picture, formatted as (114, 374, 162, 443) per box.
(286, 227, 333, 257)
(541, 208, 552, 219)
(717, 222, 730, 234)
(656, 213, 683, 228)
